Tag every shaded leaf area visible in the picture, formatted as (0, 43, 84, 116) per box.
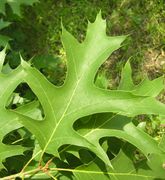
(24, 137, 165, 179)
(73, 114, 165, 179)
(32, 55, 66, 86)
(0, 12, 165, 179)
(0, 0, 39, 51)
(74, 147, 165, 180)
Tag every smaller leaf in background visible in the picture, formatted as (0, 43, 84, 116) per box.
(0, 19, 11, 49)
(15, 101, 43, 121)
(0, 19, 11, 30)
(118, 60, 134, 90)
(32, 55, 66, 85)
(95, 73, 109, 89)
(0, 35, 11, 49)
(32, 55, 60, 70)
(0, 0, 39, 16)
(137, 121, 146, 131)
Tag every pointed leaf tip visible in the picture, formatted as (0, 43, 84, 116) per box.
(88, 11, 104, 26)
(125, 57, 132, 67)
(95, 11, 105, 23)
(61, 20, 68, 37)
(97, 10, 102, 18)
(3, 45, 7, 52)
(60, 17, 63, 28)
(1, 47, 7, 55)
(115, 35, 127, 47)
(20, 55, 30, 69)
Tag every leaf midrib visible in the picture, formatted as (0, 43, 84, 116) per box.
(41, 77, 82, 153)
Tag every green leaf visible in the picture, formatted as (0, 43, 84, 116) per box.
(0, 0, 38, 16)
(0, 19, 12, 48)
(0, 19, 11, 30)
(32, 55, 60, 70)
(159, 135, 165, 153)
(76, 114, 162, 157)
(0, 12, 164, 179)
(15, 12, 165, 169)
(118, 60, 134, 90)
(0, 49, 42, 169)
(75, 113, 165, 178)
(74, 149, 165, 180)
(95, 73, 108, 89)
(0, 35, 11, 48)
(119, 60, 164, 97)
(0, 62, 23, 167)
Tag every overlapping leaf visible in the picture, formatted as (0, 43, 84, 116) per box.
(0, 49, 41, 168)
(74, 113, 165, 179)
(0, 49, 23, 168)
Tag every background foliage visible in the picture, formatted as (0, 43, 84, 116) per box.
(1, 0, 165, 81)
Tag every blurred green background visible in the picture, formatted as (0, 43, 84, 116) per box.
(0, 0, 165, 86)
